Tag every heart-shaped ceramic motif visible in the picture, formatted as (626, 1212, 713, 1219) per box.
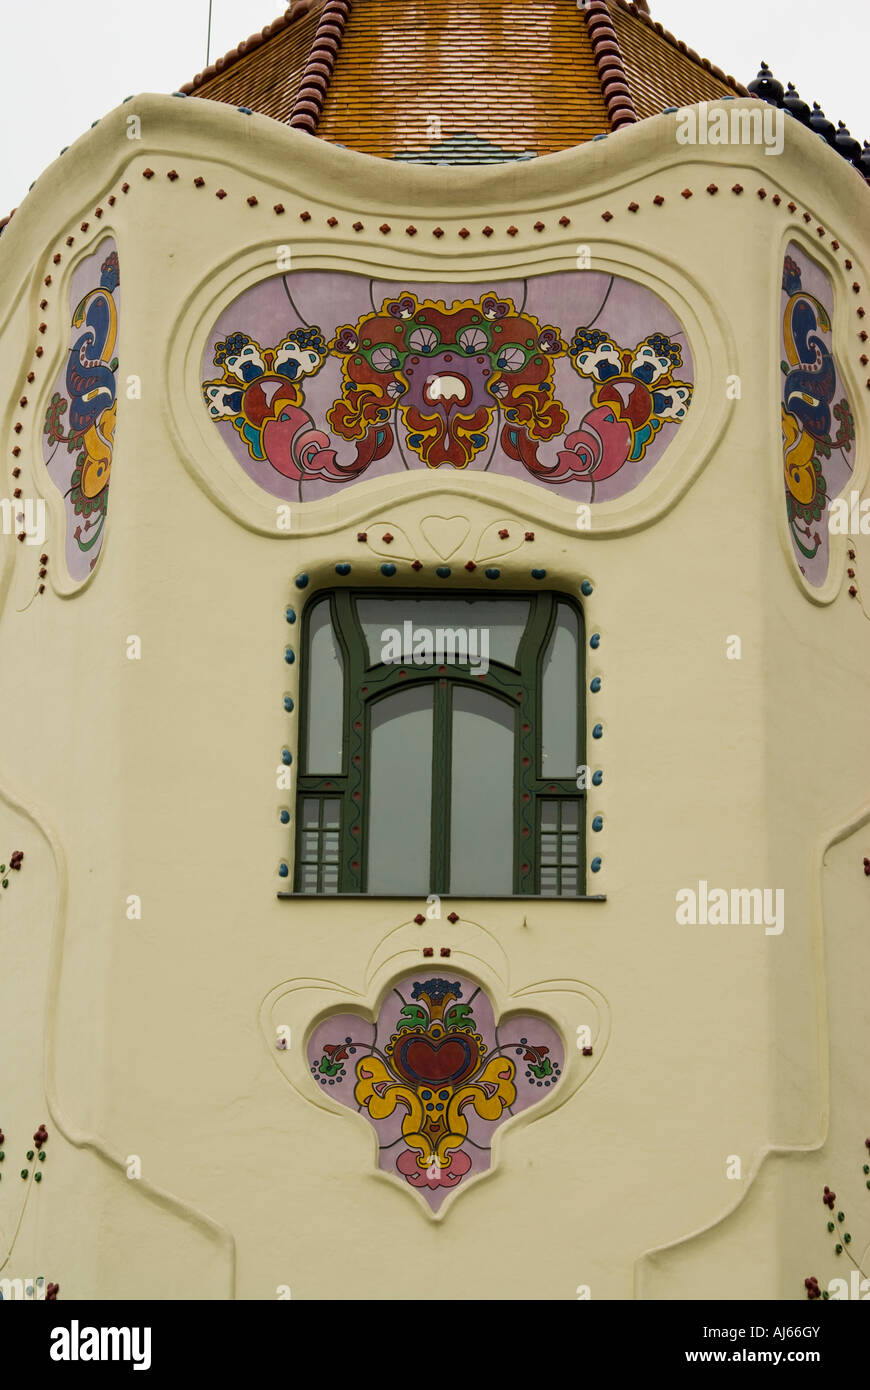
(392, 1034, 478, 1086)
(419, 515, 471, 559)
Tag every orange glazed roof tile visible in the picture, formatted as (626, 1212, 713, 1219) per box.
(181, 0, 746, 160)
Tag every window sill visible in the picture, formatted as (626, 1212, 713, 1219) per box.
(277, 892, 606, 902)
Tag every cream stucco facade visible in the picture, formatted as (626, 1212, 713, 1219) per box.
(0, 92, 868, 1299)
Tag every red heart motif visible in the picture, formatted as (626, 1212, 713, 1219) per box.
(393, 1035, 477, 1086)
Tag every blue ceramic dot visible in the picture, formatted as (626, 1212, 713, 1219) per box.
(439, 1090, 448, 1100)
(590, 677, 601, 693)
(436, 566, 451, 578)
(537, 1081, 543, 1087)
(237, 105, 253, 114)
(581, 580, 593, 596)
(422, 1090, 431, 1100)
(285, 607, 296, 623)
(335, 563, 351, 576)
(591, 857, 602, 873)
(282, 749, 292, 765)
(284, 648, 295, 664)
(295, 573, 309, 589)
(515, 1047, 522, 1055)
(278, 863, 289, 878)
(592, 816, 603, 831)
(590, 633, 600, 649)
(531, 569, 547, 580)
(280, 809, 290, 824)
(381, 563, 397, 577)
(592, 724, 603, 739)
(592, 770, 603, 786)
(349, 1047, 356, 1055)
(284, 696, 294, 713)
(520, 1037, 527, 1045)
(328, 1079, 334, 1085)
(172, 92, 187, 98)
(485, 568, 500, 580)
(425, 1103, 434, 1111)
(436, 1104, 444, 1112)
(345, 1036, 352, 1043)
(545, 1080, 550, 1086)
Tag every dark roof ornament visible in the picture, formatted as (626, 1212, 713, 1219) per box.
(834, 121, 862, 163)
(782, 82, 810, 125)
(809, 102, 837, 145)
(859, 142, 870, 178)
(747, 61, 783, 105)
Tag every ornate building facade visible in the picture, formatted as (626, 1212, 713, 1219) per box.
(0, 0, 868, 1299)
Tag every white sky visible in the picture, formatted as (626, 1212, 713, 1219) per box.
(1, 0, 867, 218)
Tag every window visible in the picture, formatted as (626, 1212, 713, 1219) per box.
(294, 590, 586, 896)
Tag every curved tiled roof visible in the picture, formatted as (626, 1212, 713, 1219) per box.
(181, 0, 747, 160)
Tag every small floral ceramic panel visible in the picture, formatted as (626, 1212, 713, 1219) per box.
(307, 973, 564, 1213)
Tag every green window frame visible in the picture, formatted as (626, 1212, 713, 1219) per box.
(294, 589, 586, 897)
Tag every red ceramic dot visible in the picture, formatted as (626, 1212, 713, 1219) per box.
(601, 211, 613, 221)
(433, 227, 444, 238)
(142, 169, 154, 179)
(507, 225, 518, 236)
(559, 216, 571, 227)
(653, 195, 664, 205)
(447, 912, 459, 924)
(414, 914, 425, 925)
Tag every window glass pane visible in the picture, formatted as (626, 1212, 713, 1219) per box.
(541, 602, 579, 776)
(368, 685, 434, 893)
(449, 687, 514, 895)
(302, 798, 320, 829)
(304, 599, 344, 773)
(355, 597, 529, 670)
